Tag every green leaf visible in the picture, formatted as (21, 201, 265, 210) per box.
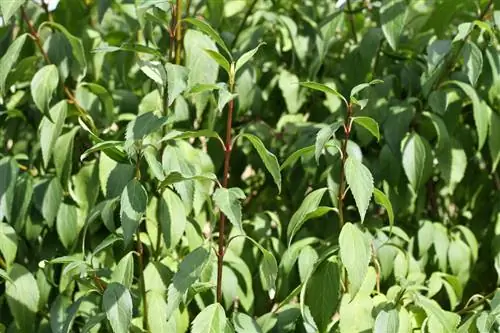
(350, 79, 383, 98)
(489, 110, 500, 172)
(166, 246, 209, 318)
(402, 133, 433, 190)
(184, 17, 232, 60)
(5, 264, 40, 333)
(300, 81, 347, 106)
(287, 188, 328, 245)
(143, 145, 164, 181)
(162, 129, 224, 147)
(280, 145, 315, 170)
(415, 295, 460, 332)
(241, 133, 282, 193)
(31, 64, 59, 116)
(339, 223, 371, 297)
(315, 122, 342, 163)
(234, 313, 262, 333)
(102, 282, 133, 333)
(0, 0, 25, 23)
(79, 83, 114, 122)
(120, 179, 148, 247)
(344, 156, 374, 222)
(54, 127, 79, 188)
(0, 157, 17, 223)
(159, 188, 187, 249)
(92, 42, 163, 57)
(125, 112, 168, 142)
(111, 252, 134, 288)
(217, 84, 237, 112)
(39, 100, 68, 168)
(0, 34, 27, 96)
(280, 70, 307, 113)
(462, 41, 483, 86)
(49, 295, 71, 333)
(213, 187, 246, 231)
(56, 203, 79, 249)
(81, 313, 106, 333)
(380, 0, 408, 50)
(352, 116, 380, 141)
(204, 49, 231, 74)
(191, 303, 227, 333)
(304, 256, 341, 333)
(445, 80, 489, 150)
(99, 154, 135, 198)
(11, 173, 33, 231)
(39, 21, 87, 80)
(374, 308, 399, 333)
(33, 177, 63, 227)
(373, 189, 394, 229)
(0, 267, 13, 283)
(244, 236, 278, 291)
(158, 171, 218, 190)
(81, 141, 125, 161)
(165, 63, 189, 107)
(0, 222, 17, 266)
(147, 291, 171, 333)
(235, 42, 266, 74)
(139, 60, 167, 87)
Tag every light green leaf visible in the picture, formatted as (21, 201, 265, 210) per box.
(315, 122, 342, 163)
(165, 63, 189, 107)
(11, 173, 33, 231)
(339, 223, 371, 297)
(304, 256, 341, 333)
(99, 153, 135, 198)
(5, 264, 40, 333)
(344, 156, 374, 222)
(139, 60, 167, 87)
(120, 179, 148, 247)
(0, 0, 26, 23)
(54, 127, 79, 188)
(445, 80, 489, 150)
(416, 295, 460, 333)
(218, 85, 237, 112)
(56, 203, 79, 249)
(241, 133, 281, 193)
(159, 188, 187, 249)
(300, 81, 347, 106)
(280, 145, 315, 170)
(184, 17, 232, 60)
(350, 80, 383, 98)
(166, 246, 209, 318)
(49, 295, 71, 333)
(81, 140, 126, 162)
(111, 252, 134, 288)
(287, 188, 328, 245)
(162, 129, 224, 147)
(234, 312, 262, 333)
(380, 0, 408, 50)
(143, 145, 164, 181)
(402, 133, 433, 190)
(462, 41, 483, 86)
(213, 187, 246, 231)
(204, 49, 231, 74)
(0, 222, 17, 266)
(31, 65, 59, 116)
(235, 43, 266, 74)
(81, 313, 106, 333)
(352, 116, 380, 141)
(374, 308, 399, 333)
(102, 282, 133, 333)
(0, 267, 13, 283)
(33, 177, 63, 227)
(147, 291, 170, 333)
(373, 189, 394, 229)
(191, 303, 227, 333)
(39, 100, 68, 168)
(279, 70, 307, 113)
(0, 34, 28, 96)
(125, 112, 168, 142)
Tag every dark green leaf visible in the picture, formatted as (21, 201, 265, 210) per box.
(39, 100, 68, 168)
(102, 283, 133, 333)
(0, 34, 28, 95)
(120, 179, 147, 247)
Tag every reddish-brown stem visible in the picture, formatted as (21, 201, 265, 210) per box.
(217, 95, 235, 303)
(337, 103, 354, 228)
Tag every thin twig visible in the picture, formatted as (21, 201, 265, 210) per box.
(230, 0, 258, 49)
(457, 290, 497, 315)
(345, 0, 358, 43)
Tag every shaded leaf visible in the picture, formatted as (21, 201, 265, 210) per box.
(120, 179, 147, 247)
(39, 100, 68, 168)
(213, 187, 246, 231)
(159, 188, 187, 249)
(380, 0, 408, 50)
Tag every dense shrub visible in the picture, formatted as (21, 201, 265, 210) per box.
(1, 0, 500, 332)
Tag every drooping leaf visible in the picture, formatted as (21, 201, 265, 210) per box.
(31, 64, 59, 116)
(352, 116, 380, 141)
(380, 0, 408, 50)
(349, 79, 383, 98)
(213, 187, 246, 231)
(0, 157, 17, 222)
(159, 188, 187, 249)
(147, 291, 171, 333)
(102, 282, 133, 333)
(287, 188, 328, 245)
(125, 112, 168, 142)
(39, 100, 68, 168)
(191, 303, 227, 333)
(402, 133, 433, 190)
(0, 34, 28, 96)
(99, 154, 135, 198)
(373, 189, 394, 229)
(79, 83, 114, 122)
(244, 236, 278, 291)
(415, 295, 460, 332)
(489, 111, 500, 172)
(241, 133, 281, 193)
(339, 223, 371, 297)
(344, 156, 374, 222)
(280, 145, 315, 170)
(120, 179, 148, 247)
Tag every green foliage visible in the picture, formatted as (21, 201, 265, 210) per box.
(1, 0, 499, 332)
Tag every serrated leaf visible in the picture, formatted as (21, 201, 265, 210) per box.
(191, 303, 227, 333)
(166, 246, 209, 318)
(373, 189, 394, 229)
(241, 133, 281, 193)
(102, 282, 133, 333)
(235, 42, 265, 74)
(159, 188, 187, 249)
(0, 34, 28, 96)
(344, 156, 374, 222)
(184, 17, 232, 60)
(165, 63, 189, 106)
(287, 188, 328, 245)
(31, 65, 59, 116)
(402, 133, 433, 190)
(5, 264, 40, 333)
(300, 81, 347, 105)
(380, 0, 408, 50)
(120, 179, 147, 247)
(339, 223, 371, 297)
(39, 100, 68, 168)
(213, 187, 246, 231)
(352, 116, 380, 141)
